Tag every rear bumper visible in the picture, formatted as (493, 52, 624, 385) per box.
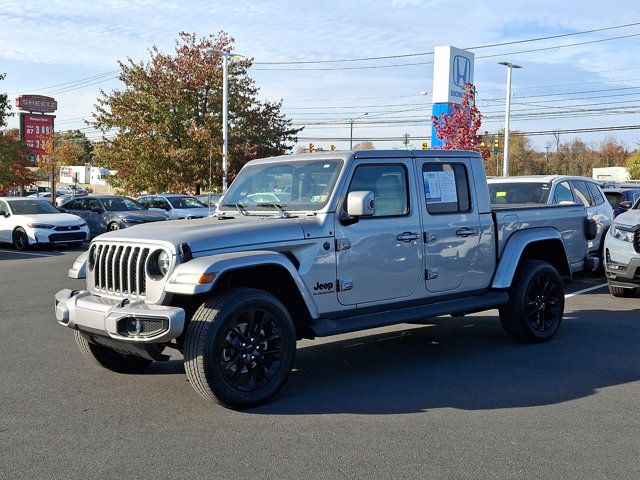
(54, 289, 185, 343)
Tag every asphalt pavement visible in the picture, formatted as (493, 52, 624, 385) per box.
(1, 246, 639, 479)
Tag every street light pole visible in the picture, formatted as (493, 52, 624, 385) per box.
(498, 61, 522, 177)
(349, 112, 368, 149)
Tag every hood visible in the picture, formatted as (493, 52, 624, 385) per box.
(614, 209, 640, 229)
(20, 213, 85, 226)
(113, 210, 168, 222)
(98, 215, 306, 253)
(172, 207, 212, 218)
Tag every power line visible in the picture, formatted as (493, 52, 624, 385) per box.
(9, 71, 119, 95)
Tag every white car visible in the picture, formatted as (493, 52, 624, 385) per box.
(137, 194, 212, 219)
(0, 197, 89, 250)
(604, 198, 640, 297)
(488, 175, 613, 261)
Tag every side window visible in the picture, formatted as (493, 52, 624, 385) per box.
(154, 198, 171, 210)
(138, 197, 150, 207)
(348, 164, 409, 217)
(571, 181, 593, 207)
(552, 181, 574, 204)
(65, 199, 84, 210)
(422, 162, 471, 214)
(0, 200, 8, 214)
(86, 199, 101, 210)
(587, 182, 605, 206)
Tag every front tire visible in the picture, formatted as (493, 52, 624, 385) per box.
(74, 330, 153, 373)
(184, 288, 296, 409)
(608, 284, 638, 298)
(12, 227, 30, 250)
(107, 222, 122, 231)
(499, 260, 565, 343)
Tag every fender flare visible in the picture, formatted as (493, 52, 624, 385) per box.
(165, 250, 319, 318)
(492, 228, 571, 290)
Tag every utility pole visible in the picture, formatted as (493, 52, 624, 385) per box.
(498, 62, 522, 177)
(403, 133, 410, 146)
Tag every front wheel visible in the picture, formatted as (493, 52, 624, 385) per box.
(74, 330, 153, 373)
(12, 227, 30, 250)
(107, 222, 122, 231)
(499, 260, 565, 343)
(184, 288, 297, 409)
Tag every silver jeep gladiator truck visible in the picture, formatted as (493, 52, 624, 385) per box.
(55, 150, 597, 409)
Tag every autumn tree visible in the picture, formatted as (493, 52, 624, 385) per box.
(353, 141, 375, 150)
(432, 83, 488, 159)
(0, 129, 35, 195)
(626, 150, 640, 179)
(57, 130, 93, 164)
(0, 73, 10, 128)
(92, 31, 301, 194)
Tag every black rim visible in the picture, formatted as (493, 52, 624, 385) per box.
(14, 230, 28, 249)
(218, 308, 283, 392)
(109, 223, 120, 231)
(525, 272, 562, 332)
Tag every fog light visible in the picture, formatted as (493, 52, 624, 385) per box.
(128, 319, 143, 335)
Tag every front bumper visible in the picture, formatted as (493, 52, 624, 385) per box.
(29, 227, 89, 245)
(54, 289, 185, 343)
(605, 256, 640, 288)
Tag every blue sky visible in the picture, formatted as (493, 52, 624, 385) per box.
(2, 0, 640, 152)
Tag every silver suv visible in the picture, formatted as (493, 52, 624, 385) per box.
(137, 194, 211, 219)
(488, 175, 613, 261)
(604, 197, 640, 297)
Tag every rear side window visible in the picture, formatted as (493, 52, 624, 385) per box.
(552, 181, 574, 204)
(571, 181, 593, 207)
(65, 199, 85, 210)
(348, 164, 409, 217)
(422, 163, 471, 214)
(586, 182, 605, 206)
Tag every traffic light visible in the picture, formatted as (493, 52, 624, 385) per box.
(421, 141, 429, 150)
(309, 143, 314, 153)
(330, 144, 336, 151)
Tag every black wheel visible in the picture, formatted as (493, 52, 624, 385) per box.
(12, 227, 30, 250)
(608, 284, 638, 298)
(74, 330, 152, 373)
(108, 222, 122, 231)
(499, 260, 565, 343)
(184, 288, 296, 409)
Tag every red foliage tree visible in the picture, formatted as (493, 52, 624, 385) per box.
(432, 83, 489, 159)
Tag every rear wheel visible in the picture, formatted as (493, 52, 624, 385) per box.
(499, 260, 565, 343)
(608, 284, 638, 298)
(74, 330, 152, 373)
(184, 288, 296, 409)
(12, 227, 30, 250)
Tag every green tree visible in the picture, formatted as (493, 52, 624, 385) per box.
(57, 130, 93, 164)
(626, 150, 640, 179)
(0, 73, 10, 128)
(92, 31, 301, 194)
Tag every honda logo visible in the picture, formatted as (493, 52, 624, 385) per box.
(453, 55, 471, 87)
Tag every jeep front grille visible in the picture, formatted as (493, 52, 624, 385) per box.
(93, 244, 150, 298)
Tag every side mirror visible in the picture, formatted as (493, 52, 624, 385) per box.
(0, 210, 8, 218)
(346, 191, 375, 217)
(619, 201, 632, 213)
(91, 206, 104, 214)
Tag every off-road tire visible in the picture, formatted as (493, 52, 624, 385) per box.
(184, 288, 296, 409)
(499, 260, 565, 343)
(74, 329, 152, 373)
(608, 284, 638, 298)
(12, 227, 30, 250)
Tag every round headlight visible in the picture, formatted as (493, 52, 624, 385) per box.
(158, 250, 171, 276)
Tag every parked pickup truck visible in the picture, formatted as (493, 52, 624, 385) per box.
(55, 150, 597, 409)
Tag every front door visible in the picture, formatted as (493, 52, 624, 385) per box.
(415, 158, 481, 293)
(334, 160, 422, 305)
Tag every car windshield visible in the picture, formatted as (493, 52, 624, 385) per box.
(167, 196, 207, 209)
(8, 199, 61, 215)
(221, 159, 342, 212)
(488, 182, 552, 204)
(102, 197, 145, 211)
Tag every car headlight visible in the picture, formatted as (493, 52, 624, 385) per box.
(27, 223, 54, 229)
(610, 224, 635, 242)
(158, 250, 171, 276)
(78, 222, 87, 227)
(122, 218, 142, 224)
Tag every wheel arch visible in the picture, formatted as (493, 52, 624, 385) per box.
(492, 229, 571, 290)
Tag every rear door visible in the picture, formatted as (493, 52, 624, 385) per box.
(415, 157, 481, 293)
(334, 159, 422, 305)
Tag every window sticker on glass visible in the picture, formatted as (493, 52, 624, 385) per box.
(424, 171, 458, 203)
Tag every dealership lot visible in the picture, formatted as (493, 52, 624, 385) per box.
(1, 247, 639, 479)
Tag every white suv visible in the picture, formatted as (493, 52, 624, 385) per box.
(604, 197, 640, 297)
(488, 175, 613, 260)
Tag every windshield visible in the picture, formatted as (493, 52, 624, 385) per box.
(167, 196, 207, 209)
(222, 159, 342, 211)
(102, 197, 145, 212)
(488, 182, 552, 204)
(8, 199, 61, 215)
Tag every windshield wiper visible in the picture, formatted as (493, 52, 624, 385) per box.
(222, 203, 249, 216)
(256, 203, 293, 218)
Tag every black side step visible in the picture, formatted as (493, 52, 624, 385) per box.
(311, 291, 509, 337)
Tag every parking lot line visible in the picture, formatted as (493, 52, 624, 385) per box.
(0, 249, 57, 257)
(565, 283, 608, 298)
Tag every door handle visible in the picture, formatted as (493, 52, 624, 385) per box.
(397, 231, 420, 242)
(455, 227, 478, 237)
